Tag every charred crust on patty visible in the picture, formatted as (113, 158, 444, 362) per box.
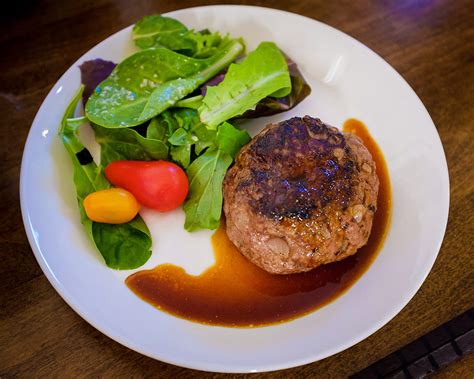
(237, 116, 359, 220)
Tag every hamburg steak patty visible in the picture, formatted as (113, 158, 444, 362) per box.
(223, 116, 379, 274)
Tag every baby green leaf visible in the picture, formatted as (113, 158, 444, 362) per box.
(92, 123, 169, 168)
(132, 15, 231, 59)
(216, 122, 251, 158)
(199, 42, 291, 129)
(59, 88, 110, 204)
(171, 145, 192, 168)
(187, 30, 232, 59)
(182, 122, 250, 231)
(59, 86, 152, 270)
(92, 217, 152, 269)
(238, 56, 312, 119)
(132, 15, 195, 53)
(168, 128, 189, 145)
(146, 108, 202, 154)
(146, 117, 168, 140)
(193, 123, 217, 154)
(168, 128, 192, 168)
(183, 148, 233, 231)
(86, 40, 244, 128)
(174, 95, 203, 110)
(162, 108, 218, 168)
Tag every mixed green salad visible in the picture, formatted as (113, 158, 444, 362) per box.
(59, 15, 310, 269)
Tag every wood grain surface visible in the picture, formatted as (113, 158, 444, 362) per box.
(1, 0, 473, 377)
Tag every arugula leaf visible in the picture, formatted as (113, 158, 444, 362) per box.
(215, 122, 251, 158)
(86, 40, 244, 128)
(168, 127, 189, 145)
(59, 90, 110, 205)
(147, 112, 178, 141)
(187, 30, 231, 59)
(166, 108, 201, 131)
(199, 42, 291, 129)
(183, 122, 250, 231)
(92, 122, 168, 167)
(132, 15, 231, 59)
(193, 123, 217, 154)
(159, 108, 213, 168)
(132, 15, 195, 53)
(171, 146, 192, 168)
(183, 148, 233, 231)
(168, 128, 192, 168)
(59, 86, 152, 270)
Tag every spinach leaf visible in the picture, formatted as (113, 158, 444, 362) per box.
(59, 86, 152, 269)
(92, 123, 168, 167)
(183, 122, 250, 231)
(132, 15, 195, 53)
(132, 15, 230, 58)
(86, 39, 244, 128)
(198, 42, 291, 129)
(92, 217, 152, 269)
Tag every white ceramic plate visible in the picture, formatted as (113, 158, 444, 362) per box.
(20, 5, 449, 373)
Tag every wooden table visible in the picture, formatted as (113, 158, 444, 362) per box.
(1, 0, 473, 377)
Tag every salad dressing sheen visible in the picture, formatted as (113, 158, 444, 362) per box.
(126, 119, 391, 327)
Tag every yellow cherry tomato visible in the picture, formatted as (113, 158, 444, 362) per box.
(83, 188, 141, 224)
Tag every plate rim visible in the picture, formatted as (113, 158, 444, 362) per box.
(19, 4, 450, 373)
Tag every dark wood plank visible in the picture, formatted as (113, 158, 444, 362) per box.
(1, 0, 473, 377)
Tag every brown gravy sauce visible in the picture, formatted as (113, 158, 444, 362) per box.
(126, 119, 392, 327)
